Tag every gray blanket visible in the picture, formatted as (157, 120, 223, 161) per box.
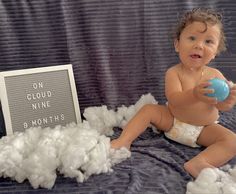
(0, 0, 236, 193)
(0, 108, 235, 194)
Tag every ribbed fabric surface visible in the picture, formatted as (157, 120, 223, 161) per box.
(0, 1, 236, 193)
(0, 0, 235, 112)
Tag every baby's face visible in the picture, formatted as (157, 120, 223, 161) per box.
(174, 21, 220, 70)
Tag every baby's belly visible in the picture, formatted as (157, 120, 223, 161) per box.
(169, 103, 219, 126)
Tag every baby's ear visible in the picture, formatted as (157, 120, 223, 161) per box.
(174, 39, 179, 52)
(212, 52, 218, 60)
(211, 55, 216, 60)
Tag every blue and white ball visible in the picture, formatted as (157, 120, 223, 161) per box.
(206, 78, 230, 101)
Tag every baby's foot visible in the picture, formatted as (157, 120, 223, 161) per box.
(109, 147, 131, 165)
(110, 139, 131, 150)
(184, 158, 214, 178)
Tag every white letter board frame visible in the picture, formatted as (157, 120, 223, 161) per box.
(0, 64, 81, 135)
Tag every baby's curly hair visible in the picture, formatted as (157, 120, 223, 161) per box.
(174, 8, 226, 54)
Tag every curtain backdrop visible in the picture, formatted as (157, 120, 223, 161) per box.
(0, 0, 235, 113)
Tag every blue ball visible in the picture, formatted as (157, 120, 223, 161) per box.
(206, 78, 230, 101)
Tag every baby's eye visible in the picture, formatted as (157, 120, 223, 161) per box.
(205, 39, 214, 44)
(188, 36, 196, 41)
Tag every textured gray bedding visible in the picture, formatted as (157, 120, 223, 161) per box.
(0, 108, 235, 194)
(0, 0, 236, 193)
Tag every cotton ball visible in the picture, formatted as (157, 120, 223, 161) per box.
(0, 133, 27, 183)
(60, 123, 84, 148)
(59, 145, 89, 182)
(73, 128, 100, 151)
(186, 168, 222, 194)
(83, 93, 158, 132)
(0, 145, 24, 179)
(59, 126, 100, 182)
(21, 127, 61, 189)
(195, 168, 219, 184)
(37, 129, 61, 158)
(220, 164, 231, 171)
(229, 166, 236, 180)
(134, 93, 158, 110)
(83, 105, 120, 136)
(6, 153, 25, 183)
(0, 128, 43, 184)
(222, 183, 236, 194)
(186, 182, 210, 194)
(22, 150, 58, 189)
(75, 121, 94, 134)
(23, 127, 42, 148)
(101, 108, 122, 136)
(117, 93, 158, 128)
(117, 105, 136, 128)
(53, 131, 71, 156)
(109, 147, 131, 165)
(66, 125, 100, 154)
(116, 105, 128, 127)
(0, 94, 157, 189)
(10, 133, 25, 151)
(187, 181, 222, 194)
(186, 167, 236, 194)
(83, 106, 106, 132)
(81, 136, 112, 179)
(217, 168, 235, 185)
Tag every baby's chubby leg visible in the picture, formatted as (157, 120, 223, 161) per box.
(111, 104, 174, 149)
(184, 123, 236, 178)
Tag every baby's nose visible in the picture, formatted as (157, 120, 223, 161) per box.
(194, 41, 204, 49)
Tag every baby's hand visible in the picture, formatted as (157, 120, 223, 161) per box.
(223, 81, 236, 106)
(215, 81, 236, 111)
(193, 81, 218, 104)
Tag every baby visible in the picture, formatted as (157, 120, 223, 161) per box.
(111, 8, 236, 178)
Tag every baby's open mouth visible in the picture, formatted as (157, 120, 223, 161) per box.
(190, 54, 201, 59)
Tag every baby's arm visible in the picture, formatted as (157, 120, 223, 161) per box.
(208, 69, 236, 111)
(165, 68, 195, 107)
(165, 68, 217, 107)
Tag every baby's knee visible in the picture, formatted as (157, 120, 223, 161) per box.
(183, 161, 191, 172)
(140, 104, 157, 114)
(223, 134, 236, 155)
(183, 161, 196, 177)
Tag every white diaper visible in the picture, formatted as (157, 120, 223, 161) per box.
(164, 118, 203, 147)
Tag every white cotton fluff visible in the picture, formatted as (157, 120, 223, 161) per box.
(0, 120, 131, 189)
(109, 147, 131, 165)
(117, 93, 158, 128)
(58, 122, 112, 183)
(83, 93, 158, 136)
(186, 167, 236, 194)
(83, 105, 122, 136)
(0, 127, 42, 184)
(0, 134, 25, 182)
(0, 93, 157, 189)
(21, 127, 62, 189)
(229, 166, 236, 179)
(1, 92, 236, 191)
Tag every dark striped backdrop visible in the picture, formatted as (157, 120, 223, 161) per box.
(0, 1, 235, 192)
(0, 0, 236, 113)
